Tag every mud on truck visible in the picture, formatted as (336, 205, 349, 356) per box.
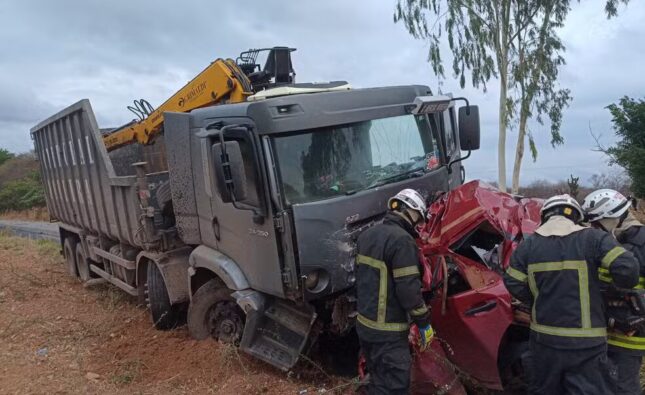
(29, 47, 501, 391)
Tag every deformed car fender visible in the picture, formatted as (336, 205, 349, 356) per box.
(415, 180, 541, 391)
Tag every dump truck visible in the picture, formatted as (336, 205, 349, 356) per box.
(30, 48, 481, 373)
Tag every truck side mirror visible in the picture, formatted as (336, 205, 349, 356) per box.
(211, 141, 248, 203)
(458, 106, 481, 151)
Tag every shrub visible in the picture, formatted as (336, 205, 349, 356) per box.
(0, 171, 46, 211)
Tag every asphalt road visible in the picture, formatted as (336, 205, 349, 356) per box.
(0, 220, 59, 242)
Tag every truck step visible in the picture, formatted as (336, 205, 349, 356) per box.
(263, 300, 314, 337)
(240, 299, 316, 371)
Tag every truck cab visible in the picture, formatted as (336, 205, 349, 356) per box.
(163, 84, 480, 370)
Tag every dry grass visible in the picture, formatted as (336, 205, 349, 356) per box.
(0, 207, 50, 222)
(0, 234, 339, 394)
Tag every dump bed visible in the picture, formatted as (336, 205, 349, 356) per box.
(30, 99, 163, 247)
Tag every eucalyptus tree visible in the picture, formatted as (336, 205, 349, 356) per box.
(509, 0, 571, 193)
(395, 0, 629, 192)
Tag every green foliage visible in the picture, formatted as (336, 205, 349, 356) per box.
(605, 0, 630, 18)
(528, 133, 538, 161)
(0, 148, 14, 167)
(394, 0, 630, 86)
(606, 97, 645, 198)
(394, 0, 504, 91)
(0, 170, 46, 211)
(510, 2, 572, 147)
(567, 174, 580, 198)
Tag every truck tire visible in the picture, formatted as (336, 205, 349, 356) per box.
(63, 238, 78, 277)
(187, 278, 245, 344)
(75, 243, 92, 282)
(146, 262, 184, 330)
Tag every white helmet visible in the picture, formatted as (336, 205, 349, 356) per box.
(541, 194, 585, 222)
(388, 188, 427, 219)
(581, 189, 631, 222)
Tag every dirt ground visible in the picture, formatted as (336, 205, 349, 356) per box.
(0, 233, 352, 395)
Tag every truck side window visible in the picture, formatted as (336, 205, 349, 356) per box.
(236, 138, 260, 207)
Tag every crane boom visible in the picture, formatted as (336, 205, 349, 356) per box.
(103, 47, 295, 151)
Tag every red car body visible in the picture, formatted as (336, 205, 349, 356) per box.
(411, 181, 543, 393)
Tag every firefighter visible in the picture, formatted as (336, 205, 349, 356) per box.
(503, 194, 639, 395)
(582, 189, 645, 395)
(356, 188, 433, 395)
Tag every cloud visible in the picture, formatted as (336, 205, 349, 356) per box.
(0, 0, 643, 184)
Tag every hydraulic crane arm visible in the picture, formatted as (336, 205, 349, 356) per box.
(103, 58, 254, 151)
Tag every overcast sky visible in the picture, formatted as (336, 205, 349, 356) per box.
(1, 0, 642, 185)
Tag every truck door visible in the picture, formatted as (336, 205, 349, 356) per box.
(430, 254, 513, 390)
(203, 125, 286, 298)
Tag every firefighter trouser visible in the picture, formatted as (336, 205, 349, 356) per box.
(608, 350, 643, 395)
(360, 337, 411, 395)
(527, 340, 616, 395)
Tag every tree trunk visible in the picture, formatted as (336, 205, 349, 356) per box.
(497, 0, 511, 192)
(498, 72, 508, 192)
(512, 113, 528, 194)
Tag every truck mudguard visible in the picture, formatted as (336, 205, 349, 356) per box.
(137, 247, 192, 305)
(188, 245, 250, 292)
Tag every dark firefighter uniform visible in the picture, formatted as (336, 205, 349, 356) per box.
(356, 212, 430, 395)
(603, 223, 645, 395)
(504, 216, 639, 395)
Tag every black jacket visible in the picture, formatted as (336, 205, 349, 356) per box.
(609, 225, 645, 355)
(504, 217, 639, 349)
(355, 212, 430, 342)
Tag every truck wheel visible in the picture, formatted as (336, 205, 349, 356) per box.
(146, 262, 184, 330)
(75, 243, 92, 282)
(187, 278, 245, 344)
(63, 238, 78, 277)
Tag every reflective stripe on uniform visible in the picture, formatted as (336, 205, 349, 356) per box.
(530, 322, 607, 338)
(527, 260, 595, 334)
(598, 267, 613, 284)
(601, 246, 626, 269)
(598, 268, 645, 289)
(357, 254, 388, 323)
(506, 266, 528, 282)
(392, 265, 420, 278)
(608, 332, 645, 350)
(410, 304, 428, 317)
(357, 314, 409, 332)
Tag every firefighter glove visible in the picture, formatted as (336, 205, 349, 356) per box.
(418, 324, 435, 351)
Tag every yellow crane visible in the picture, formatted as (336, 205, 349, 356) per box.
(103, 47, 295, 151)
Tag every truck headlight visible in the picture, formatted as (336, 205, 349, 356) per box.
(304, 269, 330, 293)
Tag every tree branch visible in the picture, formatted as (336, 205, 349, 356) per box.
(590, 122, 609, 153)
(507, 3, 542, 46)
(451, 0, 497, 32)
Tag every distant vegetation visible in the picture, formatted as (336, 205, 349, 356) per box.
(494, 170, 632, 200)
(602, 97, 645, 198)
(0, 151, 46, 212)
(0, 145, 635, 217)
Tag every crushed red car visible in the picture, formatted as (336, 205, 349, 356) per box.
(366, 180, 544, 394)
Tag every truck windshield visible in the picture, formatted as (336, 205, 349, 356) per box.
(272, 114, 440, 205)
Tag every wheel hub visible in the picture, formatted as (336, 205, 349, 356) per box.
(207, 301, 244, 345)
